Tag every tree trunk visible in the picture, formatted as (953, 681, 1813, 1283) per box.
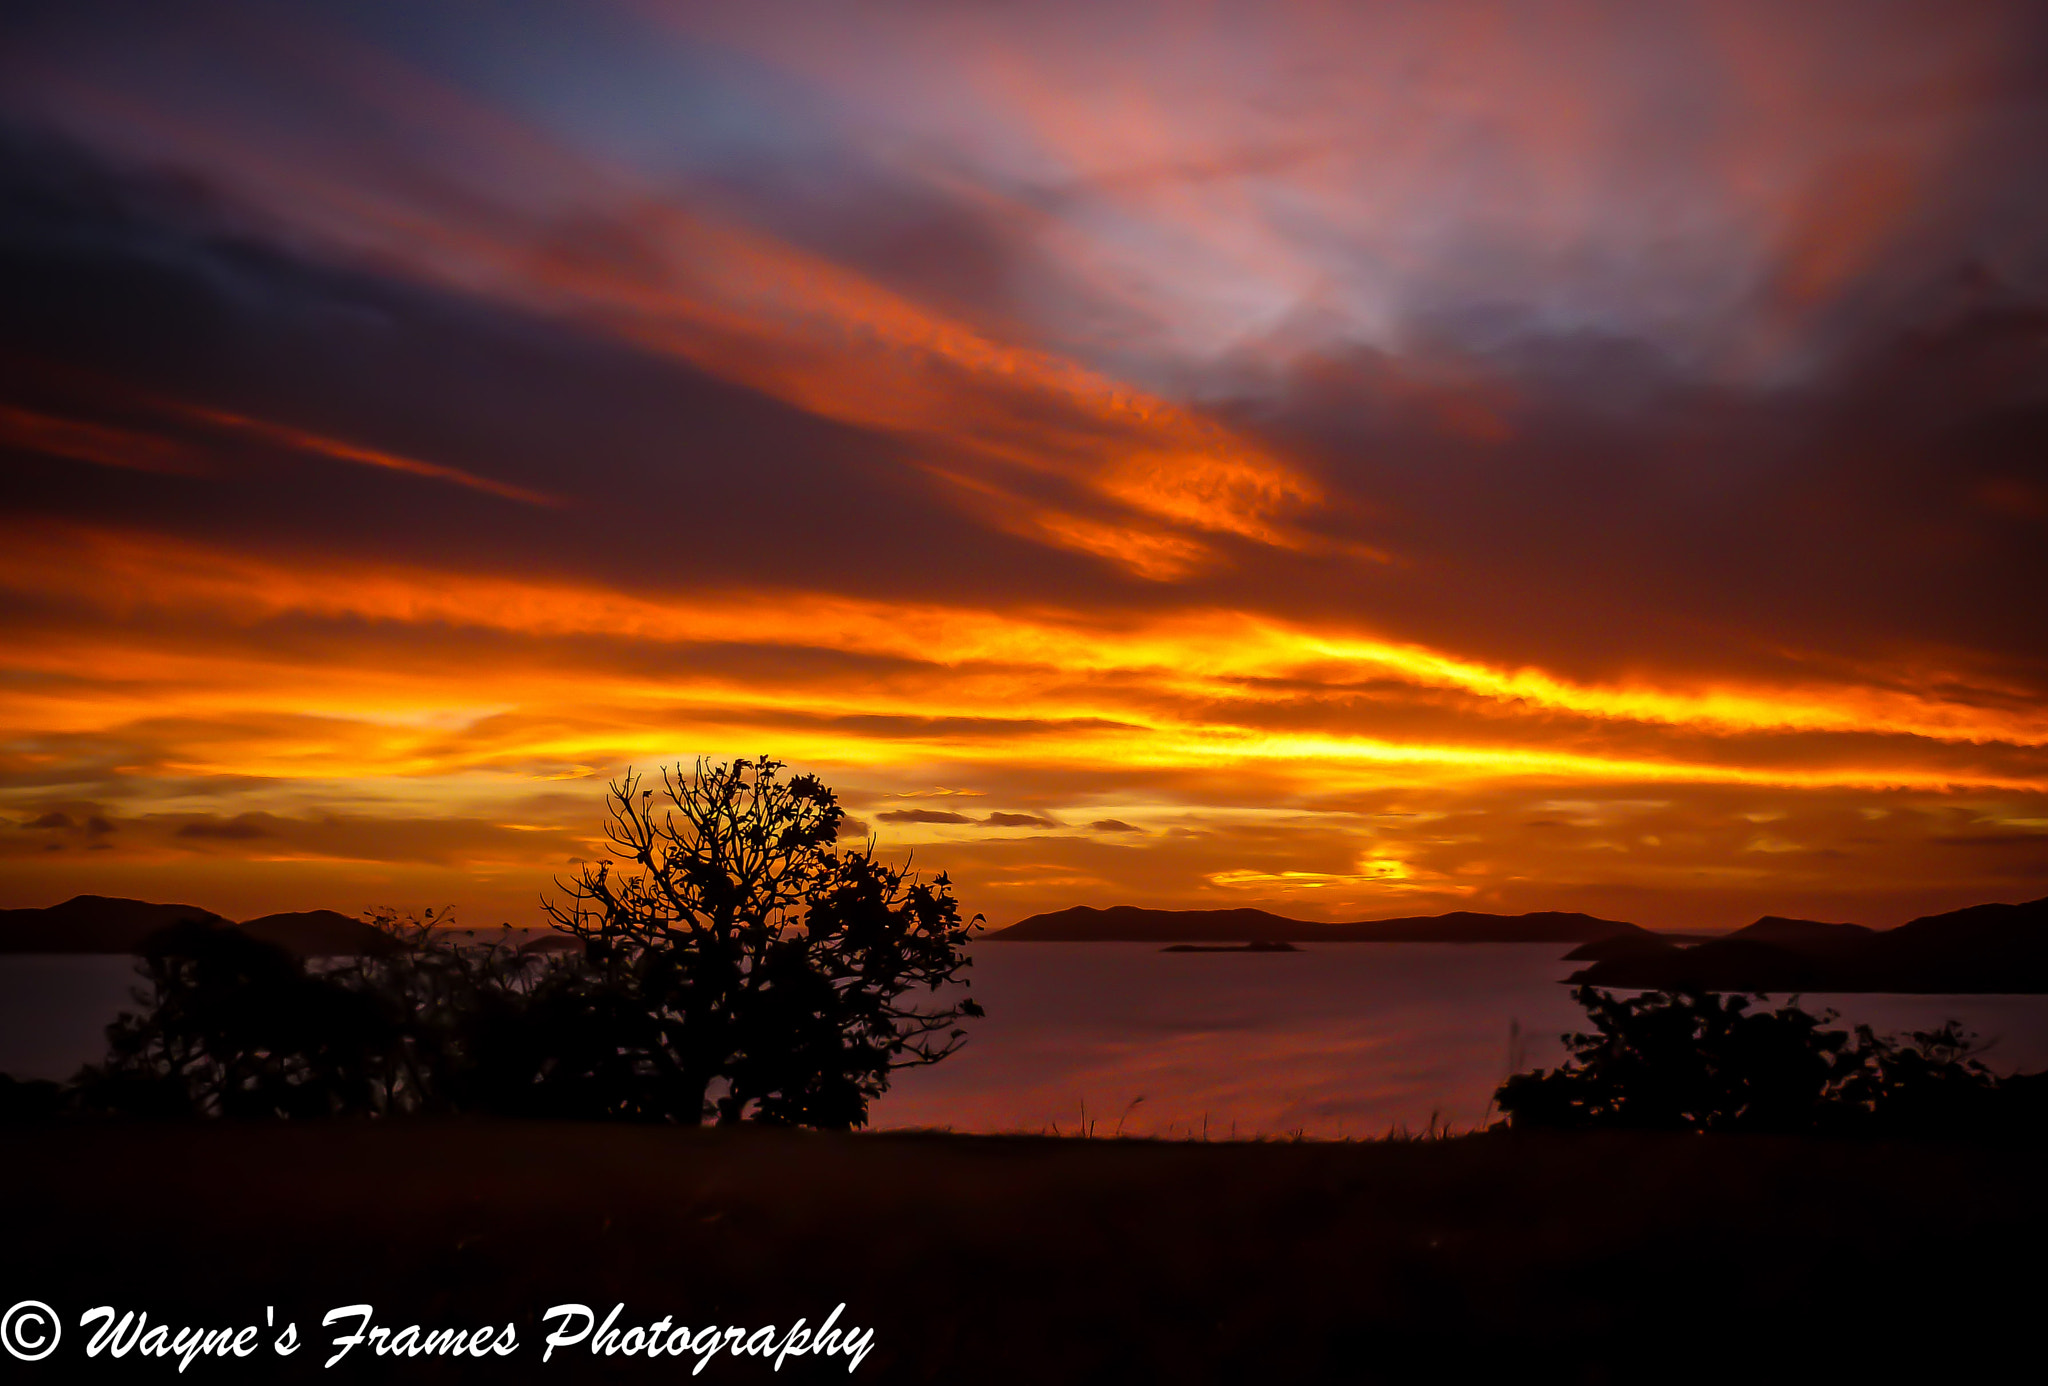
(674, 1070, 715, 1125)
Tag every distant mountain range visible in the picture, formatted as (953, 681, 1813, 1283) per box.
(1566, 896, 2048, 994)
(988, 905, 1655, 944)
(0, 896, 402, 957)
(990, 899, 2048, 993)
(12, 893, 2047, 992)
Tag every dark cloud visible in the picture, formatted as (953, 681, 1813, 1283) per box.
(16, 808, 112, 835)
(1229, 287, 2048, 689)
(0, 128, 1186, 616)
(983, 812, 1059, 828)
(175, 815, 271, 840)
(877, 809, 975, 825)
(1090, 819, 1144, 834)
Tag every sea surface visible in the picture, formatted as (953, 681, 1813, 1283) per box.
(11, 943, 2048, 1137)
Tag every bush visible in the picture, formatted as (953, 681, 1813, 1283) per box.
(73, 912, 553, 1119)
(1496, 985, 2046, 1136)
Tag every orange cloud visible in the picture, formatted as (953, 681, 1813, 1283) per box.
(2, 398, 561, 506)
(175, 405, 564, 507)
(3, 525, 2044, 799)
(0, 404, 205, 475)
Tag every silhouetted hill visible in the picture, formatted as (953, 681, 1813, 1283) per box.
(0, 896, 397, 956)
(993, 906, 1296, 941)
(235, 910, 404, 957)
(516, 932, 582, 954)
(1561, 932, 1682, 962)
(1869, 898, 2048, 990)
(1726, 916, 1875, 954)
(0, 895, 229, 952)
(1571, 896, 2048, 992)
(991, 904, 1647, 943)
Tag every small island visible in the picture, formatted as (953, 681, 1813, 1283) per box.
(1160, 940, 1302, 953)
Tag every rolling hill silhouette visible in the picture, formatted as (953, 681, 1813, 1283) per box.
(12, 892, 2047, 987)
(1570, 895, 2048, 992)
(0, 895, 401, 956)
(989, 904, 1649, 943)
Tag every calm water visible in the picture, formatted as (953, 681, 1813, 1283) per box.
(11, 944, 2048, 1137)
(874, 944, 2048, 1136)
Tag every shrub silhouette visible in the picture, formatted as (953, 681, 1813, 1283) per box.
(1496, 985, 2047, 1135)
(73, 911, 551, 1118)
(59, 757, 982, 1131)
(78, 920, 396, 1118)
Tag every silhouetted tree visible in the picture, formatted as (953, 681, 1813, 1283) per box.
(538, 757, 983, 1127)
(342, 908, 566, 1114)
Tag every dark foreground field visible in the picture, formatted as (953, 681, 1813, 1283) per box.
(3, 1120, 2044, 1382)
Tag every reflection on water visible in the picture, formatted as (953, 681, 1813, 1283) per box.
(10, 944, 2048, 1138)
(0, 954, 144, 1082)
(871, 944, 1587, 1138)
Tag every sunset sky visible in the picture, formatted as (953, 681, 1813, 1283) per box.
(1, 0, 2044, 931)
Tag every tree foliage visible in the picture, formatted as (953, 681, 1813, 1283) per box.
(1496, 985, 2048, 1136)
(539, 758, 983, 1126)
(72, 911, 550, 1119)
